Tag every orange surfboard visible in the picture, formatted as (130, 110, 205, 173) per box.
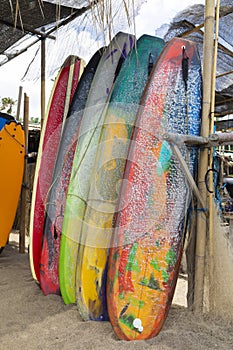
(0, 121, 25, 251)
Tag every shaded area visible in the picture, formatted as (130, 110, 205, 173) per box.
(0, 237, 232, 349)
(0, 0, 73, 61)
(0, 0, 145, 77)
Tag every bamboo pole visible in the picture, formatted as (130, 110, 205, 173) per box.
(41, 36, 46, 129)
(19, 93, 29, 253)
(193, 0, 215, 314)
(208, 0, 220, 312)
(163, 133, 208, 146)
(16, 86, 23, 121)
(216, 69, 233, 78)
(164, 132, 233, 147)
(210, 131, 233, 144)
(172, 145, 207, 211)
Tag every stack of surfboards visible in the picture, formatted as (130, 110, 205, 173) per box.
(29, 32, 202, 340)
(0, 112, 25, 253)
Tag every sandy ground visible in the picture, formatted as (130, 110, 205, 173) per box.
(0, 233, 232, 350)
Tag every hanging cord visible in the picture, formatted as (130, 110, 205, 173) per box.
(204, 168, 218, 193)
(181, 46, 189, 136)
(148, 52, 153, 77)
(182, 46, 189, 92)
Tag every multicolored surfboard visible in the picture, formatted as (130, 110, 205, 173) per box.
(75, 35, 165, 321)
(107, 37, 202, 340)
(60, 32, 135, 305)
(29, 55, 83, 283)
(0, 121, 25, 251)
(40, 50, 103, 296)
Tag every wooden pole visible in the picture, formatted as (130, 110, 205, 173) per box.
(41, 36, 46, 129)
(216, 69, 233, 78)
(210, 131, 233, 144)
(19, 93, 29, 253)
(193, 0, 215, 314)
(163, 133, 208, 146)
(164, 132, 233, 147)
(208, 0, 220, 312)
(172, 145, 207, 211)
(16, 86, 23, 121)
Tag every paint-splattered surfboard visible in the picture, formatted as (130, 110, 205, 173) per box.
(60, 31, 135, 305)
(0, 121, 25, 251)
(107, 37, 202, 340)
(76, 35, 165, 321)
(39, 50, 102, 296)
(29, 55, 83, 283)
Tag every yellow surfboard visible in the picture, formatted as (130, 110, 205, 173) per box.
(0, 121, 25, 251)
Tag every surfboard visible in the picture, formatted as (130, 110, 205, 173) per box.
(29, 55, 83, 283)
(40, 49, 103, 296)
(0, 121, 25, 251)
(60, 31, 135, 305)
(107, 37, 202, 340)
(75, 35, 165, 321)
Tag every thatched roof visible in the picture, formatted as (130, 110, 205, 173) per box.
(1, 1, 233, 117)
(0, 0, 143, 74)
(0, 1, 75, 60)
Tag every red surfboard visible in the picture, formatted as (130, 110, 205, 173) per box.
(39, 49, 103, 295)
(29, 55, 84, 283)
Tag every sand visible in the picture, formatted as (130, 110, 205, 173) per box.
(0, 233, 232, 350)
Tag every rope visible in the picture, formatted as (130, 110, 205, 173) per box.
(204, 168, 218, 194)
(182, 46, 189, 91)
(148, 52, 153, 77)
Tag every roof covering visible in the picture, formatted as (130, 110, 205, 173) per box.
(1, 1, 233, 117)
(157, 0, 233, 117)
(0, 0, 145, 77)
(0, 0, 74, 61)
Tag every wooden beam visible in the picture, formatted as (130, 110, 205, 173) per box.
(19, 93, 29, 253)
(163, 133, 208, 146)
(40, 37, 45, 129)
(164, 131, 233, 147)
(16, 86, 23, 121)
(0, 18, 55, 39)
(208, 0, 220, 313)
(179, 5, 233, 38)
(180, 19, 233, 59)
(209, 131, 233, 144)
(171, 145, 207, 212)
(216, 69, 233, 78)
(215, 96, 233, 106)
(194, 0, 215, 315)
(0, 0, 97, 67)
